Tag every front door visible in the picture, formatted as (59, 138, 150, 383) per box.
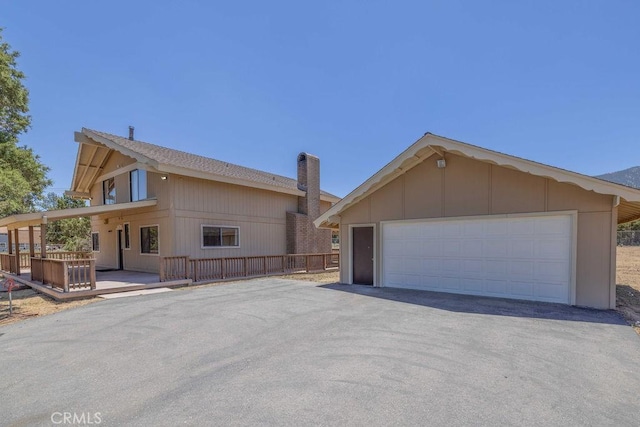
(352, 226, 374, 285)
(117, 229, 124, 270)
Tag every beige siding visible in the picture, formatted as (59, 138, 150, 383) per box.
(172, 176, 299, 258)
(91, 208, 170, 273)
(339, 153, 616, 309)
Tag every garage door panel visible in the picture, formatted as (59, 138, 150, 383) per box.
(485, 259, 508, 274)
(485, 279, 509, 294)
(509, 261, 534, 278)
(535, 261, 569, 282)
(510, 281, 534, 297)
(441, 277, 461, 290)
(536, 239, 571, 259)
(463, 279, 484, 292)
(462, 259, 483, 275)
(509, 240, 535, 258)
(484, 240, 509, 257)
(461, 240, 483, 257)
(382, 214, 572, 304)
(509, 220, 536, 235)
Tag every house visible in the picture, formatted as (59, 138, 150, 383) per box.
(315, 133, 640, 309)
(0, 227, 42, 252)
(0, 127, 339, 276)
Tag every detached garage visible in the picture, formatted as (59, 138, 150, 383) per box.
(315, 133, 640, 309)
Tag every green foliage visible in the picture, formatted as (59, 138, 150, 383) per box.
(618, 220, 640, 231)
(0, 28, 51, 217)
(0, 28, 30, 141)
(41, 193, 91, 247)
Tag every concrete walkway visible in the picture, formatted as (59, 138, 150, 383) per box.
(1, 278, 639, 426)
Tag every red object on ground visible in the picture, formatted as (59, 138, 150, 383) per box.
(2, 278, 16, 292)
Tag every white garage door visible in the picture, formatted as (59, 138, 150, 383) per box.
(382, 214, 573, 304)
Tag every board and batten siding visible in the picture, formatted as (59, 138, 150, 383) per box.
(87, 152, 172, 273)
(171, 176, 299, 258)
(339, 152, 616, 309)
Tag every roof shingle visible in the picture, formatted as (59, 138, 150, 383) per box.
(84, 129, 337, 199)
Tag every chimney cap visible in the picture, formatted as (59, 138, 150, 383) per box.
(128, 126, 135, 141)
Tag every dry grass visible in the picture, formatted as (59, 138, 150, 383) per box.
(616, 246, 640, 334)
(0, 287, 99, 327)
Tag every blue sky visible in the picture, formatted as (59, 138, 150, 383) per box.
(3, 1, 640, 197)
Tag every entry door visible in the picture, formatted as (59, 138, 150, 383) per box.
(352, 227, 374, 285)
(117, 229, 124, 270)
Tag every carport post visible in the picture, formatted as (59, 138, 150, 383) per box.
(28, 226, 35, 258)
(14, 228, 20, 275)
(40, 218, 47, 259)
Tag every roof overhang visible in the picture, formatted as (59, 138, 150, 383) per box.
(314, 133, 640, 228)
(0, 199, 158, 230)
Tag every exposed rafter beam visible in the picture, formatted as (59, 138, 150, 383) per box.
(63, 191, 91, 199)
(76, 145, 98, 191)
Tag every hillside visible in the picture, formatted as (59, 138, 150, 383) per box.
(596, 166, 640, 189)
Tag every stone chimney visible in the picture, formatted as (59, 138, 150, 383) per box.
(297, 153, 321, 219)
(128, 126, 135, 141)
(286, 152, 331, 254)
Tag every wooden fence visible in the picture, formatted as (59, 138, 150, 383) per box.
(160, 253, 339, 282)
(30, 257, 96, 292)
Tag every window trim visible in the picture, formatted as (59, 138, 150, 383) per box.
(139, 224, 159, 256)
(129, 169, 148, 202)
(123, 222, 131, 250)
(200, 225, 240, 249)
(102, 177, 116, 205)
(91, 232, 100, 253)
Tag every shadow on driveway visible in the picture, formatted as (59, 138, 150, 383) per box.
(320, 283, 626, 326)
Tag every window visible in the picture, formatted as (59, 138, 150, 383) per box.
(123, 223, 131, 249)
(103, 177, 116, 205)
(201, 225, 239, 248)
(140, 225, 159, 254)
(130, 169, 147, 202)
(91, 232, 100, 252)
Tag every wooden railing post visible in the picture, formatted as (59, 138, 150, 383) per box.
(90, 259, 96, 290)
(244, 257, 248, 277)
(221, 258, 226, 279)
(305, 255, 309, 273)
(159, 257, 165, 282)
(63, 260, 69, 293)
(185, 256, 191, 280)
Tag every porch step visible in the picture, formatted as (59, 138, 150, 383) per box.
(99, 288, 173, 299)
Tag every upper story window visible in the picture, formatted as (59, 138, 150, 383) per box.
(103, 178, 115, 205)
(130, 169, 147, 202)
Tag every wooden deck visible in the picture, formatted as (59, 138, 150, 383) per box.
(2, 269, 191, 301)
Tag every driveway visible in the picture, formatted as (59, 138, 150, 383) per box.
(1, 278, 639, 426)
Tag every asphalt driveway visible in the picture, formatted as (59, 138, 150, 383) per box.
(1, 278, 639, 426)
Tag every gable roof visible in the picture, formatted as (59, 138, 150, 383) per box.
(69, 128, 339, 202)
(315, 132, 640, 228)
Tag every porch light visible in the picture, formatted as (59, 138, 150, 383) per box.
(160, 175, 168, 180)
(437, 159, 446, 168)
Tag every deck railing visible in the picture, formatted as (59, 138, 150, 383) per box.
(30, 257, 96, 292)
(160, 253, 339, 283)
(0, 253, 18, 274)
(0, 251, 91, 270)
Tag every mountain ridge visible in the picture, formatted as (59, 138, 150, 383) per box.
(596, 166, 640, 189)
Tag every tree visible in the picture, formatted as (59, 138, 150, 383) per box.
(0, 28, 51, 217)
(40, 193, 91, 251)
